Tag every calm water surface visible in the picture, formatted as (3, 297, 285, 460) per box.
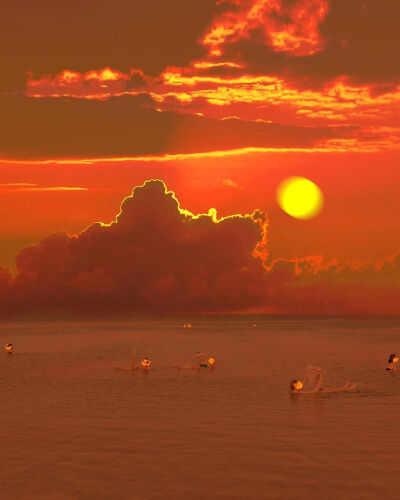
(1, 316, 399, 499)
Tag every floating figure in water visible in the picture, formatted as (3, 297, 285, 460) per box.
(4, 344, 14, 354)
(178, 352, 215, 370)
(252, 323, 257, 328)
(141, 357, 151, 369)
(290, 365, 356, 394)
(182, 324, 187, 329)
(386, 353, 398, 371)
(187, 323, 192, 329)
(115, 348, 151, 372)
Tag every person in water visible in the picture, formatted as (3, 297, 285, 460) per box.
(140, 357, 151, 369)
(290, 365, 357, 394)
(386, 354, 398, 371)
(178, 352, 215, 370)
(115, 348, 151, 371)
(4, 344, 14, 354)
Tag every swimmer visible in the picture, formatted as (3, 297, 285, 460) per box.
(115, 348, 147, 371)
(115, 349, 151, 372)
(4, 343, 14, 354)
(290, 365, 357, 394)
(140, 357, 151, 369)
(386, 353, 398, 371)
(252, 323, 257, 328)
(178, 352, 215, 370)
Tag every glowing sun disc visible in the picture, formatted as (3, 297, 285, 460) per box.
(277, 176, 324, 219)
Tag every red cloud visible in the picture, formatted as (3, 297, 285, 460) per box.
(10, 180, 268, 313)
(5, 0, 396, 159)
(1, 180, 399, 316)
(204, 0, 400, 88)
(202, 0, 329, 57)
(25, 68, 149, 100)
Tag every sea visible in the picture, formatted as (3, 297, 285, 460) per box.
(1, 315, 399, 499)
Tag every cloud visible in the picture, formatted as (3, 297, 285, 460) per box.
(0, 0, 216, 92)
(25, 64, 400, 150)
(3, 0, 398, 96)
(0, 94, 354, 159)
(0, 183, 87, 192)
(9, 180, 269, 313)
(262, 255, 400, 314)
(202, 0, 329, 57)
(4, 0, 397, 158)
(1, 179, 399, 315)
(148, 67, 400, 150)
(206, 0, 400, 87)
(25, 68, 139, 100)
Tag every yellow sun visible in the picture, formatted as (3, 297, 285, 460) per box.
(277, 176, 324, 219)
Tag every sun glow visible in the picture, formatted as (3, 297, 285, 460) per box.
(277, 176, 324, 219)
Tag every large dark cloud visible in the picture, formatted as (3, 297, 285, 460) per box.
(8, 180, 268, 313)
(220, 0, 400, 88)
(1, 179, 399, 316)
(0, 94, 355, 159)
(0, 0, 216, 93)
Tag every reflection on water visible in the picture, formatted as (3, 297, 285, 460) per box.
(1, 316, 400, 499)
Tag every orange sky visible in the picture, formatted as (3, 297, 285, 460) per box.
(0, 0, 399, 314)
(1, 149, 398, 267)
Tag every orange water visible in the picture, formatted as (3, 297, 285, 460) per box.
(1, 316, 399, 499)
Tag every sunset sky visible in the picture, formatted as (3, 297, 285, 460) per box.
(0, 0, 399, 314)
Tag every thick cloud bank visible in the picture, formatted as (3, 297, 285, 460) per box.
(0, 95, 353, 159)
(3, 180, 268, 313)
(0, 180, 399, 315)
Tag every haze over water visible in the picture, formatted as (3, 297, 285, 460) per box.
(1, 316, 400, 499)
